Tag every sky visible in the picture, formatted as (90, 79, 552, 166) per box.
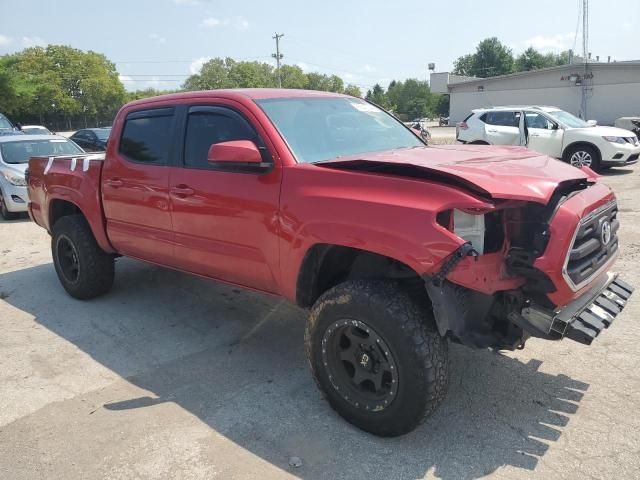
(0, 0, 638, 92)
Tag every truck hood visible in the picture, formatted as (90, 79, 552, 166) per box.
(317, 145, 595, 203)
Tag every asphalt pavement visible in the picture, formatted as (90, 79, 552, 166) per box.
(0, 165, 639, 479)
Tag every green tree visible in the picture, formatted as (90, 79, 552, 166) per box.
(452, 37, 514, 78)
(279, 65, 308, 89)
(343, 84, 362, 97)
(515, 48, 571, 72)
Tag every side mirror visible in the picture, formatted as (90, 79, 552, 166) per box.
(551, 122, 559, 130)
(587, 119, 598, 127)
(207, 140, 263, 164)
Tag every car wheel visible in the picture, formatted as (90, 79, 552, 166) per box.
(51, 214, 115, 299)
(566, 145, 601, 170)
(305, 280, 449, 437)
(0, 192, 19, 220)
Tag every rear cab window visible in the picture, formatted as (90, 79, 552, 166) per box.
(119, 108, 175, 165)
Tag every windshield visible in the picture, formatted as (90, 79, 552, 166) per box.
(0, 116, 13, 130)
(94, 128, 111, 140)
(22, 127, 51, 135)
(0, 139, 83, 164)
(547, 110, 589, 128)
(256, 97, 423, 163)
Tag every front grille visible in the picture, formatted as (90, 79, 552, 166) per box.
(565, 201, 618, 288)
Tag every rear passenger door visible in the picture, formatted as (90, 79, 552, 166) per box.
(482, 111, 525, 146)
(102, 108, 176, 265)
(524, 111, 564, 158)
(168, 104, 282, 293)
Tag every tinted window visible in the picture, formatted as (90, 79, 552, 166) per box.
(184, 110, 258, 169)
(119, 110, 173, 164)
(482, 111, 521, 127)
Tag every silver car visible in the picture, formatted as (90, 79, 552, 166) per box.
(0, 135, 84, 219)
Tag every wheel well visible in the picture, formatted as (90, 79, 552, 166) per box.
(470, 140, 489, 145)
(562, 141, 601, 161)
(296, 244, 427, 308)
(49, 199, 83, 228)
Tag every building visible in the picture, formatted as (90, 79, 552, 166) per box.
(431, 62, 640, 125)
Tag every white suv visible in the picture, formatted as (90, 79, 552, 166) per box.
(456, 106, 640, 170)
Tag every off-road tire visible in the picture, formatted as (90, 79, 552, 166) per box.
(0, 192, 19, 220)
(305, 280, 449, 437)
(51, 215, 114, 299)
(565, 144, 601, 171)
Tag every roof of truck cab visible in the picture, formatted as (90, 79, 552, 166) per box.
(125, 88, 351, 109)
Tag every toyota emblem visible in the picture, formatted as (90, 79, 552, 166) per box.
(601, 221, 612, 246)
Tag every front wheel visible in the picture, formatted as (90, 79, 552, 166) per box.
(305, 280, 449, 437)
(565, 144, 601, 171)
(51, 215, 115, 299)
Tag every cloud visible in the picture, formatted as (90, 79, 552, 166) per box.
(148, 33, 166, 44)
(0, 34, 13, 47)
(200, 16, 249, 31)
(189, 56, 212, 74)
(118, 74, 133, 83)
(21, 36, 46, 48)
(520, 33, 577, 52)
(361, 64, 375, 73)
(173, 0, 212, 4)
(296, 62, 311, 72)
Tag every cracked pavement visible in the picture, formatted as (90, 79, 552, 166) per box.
(1, 167, 639, 479)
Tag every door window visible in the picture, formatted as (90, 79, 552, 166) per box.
(184, 108, 262, 169)
(482, 111, 521, 127)
(119, 108, 174, 165)
(525, 112, 552, 129)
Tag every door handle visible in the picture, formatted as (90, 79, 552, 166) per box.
(487, 129, 498, 133)
(170, 185, 195, 197)
(105, 178, 124, 188)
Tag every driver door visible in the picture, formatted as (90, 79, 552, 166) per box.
(525, 112, 564, 158)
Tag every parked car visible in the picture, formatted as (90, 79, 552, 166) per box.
(457, 106, 640, 170)
(27, 89, 633, 436)
(69, 127, 111, 152)
(20, 125, 53, 135)
(0, 135, 83, 219)
(0, 113, 22, 136)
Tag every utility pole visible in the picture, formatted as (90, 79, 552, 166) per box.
(272, 33, 284, 88)
(581, 0, 589, 119)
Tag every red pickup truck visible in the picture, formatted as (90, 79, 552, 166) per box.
(27, 89, 633, 436)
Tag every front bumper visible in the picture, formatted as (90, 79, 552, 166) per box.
(601, 142, 640, 166)
(0, 182, 28, 212)
(520, 273, 634, 345)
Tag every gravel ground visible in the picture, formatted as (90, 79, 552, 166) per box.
(0, 165, 639, 479)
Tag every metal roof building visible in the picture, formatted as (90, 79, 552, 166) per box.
(431, 62, 640, 125)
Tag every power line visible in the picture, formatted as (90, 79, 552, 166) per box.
(272, 33, 284, 88)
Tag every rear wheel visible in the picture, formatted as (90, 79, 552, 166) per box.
(565, 144, 601, 170)
(0, 192, 19, 220)
(305, 280, 449, 437)
(52, 215, 115, 299)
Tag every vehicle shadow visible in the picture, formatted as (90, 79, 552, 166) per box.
(0, 259, 589, 480)
(600, 167, 634, 176)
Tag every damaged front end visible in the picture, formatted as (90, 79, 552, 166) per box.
(425, 180, 634, 350)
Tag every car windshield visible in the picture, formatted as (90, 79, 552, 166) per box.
(547, 110, 590, 128)
(0, 116, 13, 130)
(22, 127, 50, 135)
(94, 128, 111, 140)
(0, 138, 83, 164)
(256, 97, 423, 163)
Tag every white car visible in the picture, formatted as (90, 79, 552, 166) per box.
(20, 125, 53, 135)
(456, 106, 640, 170)
(0, 135, 83, 219)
